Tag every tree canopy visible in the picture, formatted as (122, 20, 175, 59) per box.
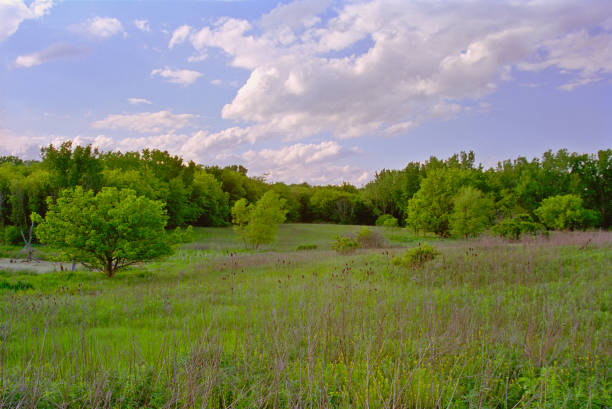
(0, 145, 610, 247)
(33, 187, 173, 277)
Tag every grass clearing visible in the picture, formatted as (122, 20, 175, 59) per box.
(0, 225, 610, 408)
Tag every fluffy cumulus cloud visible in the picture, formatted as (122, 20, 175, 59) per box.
(70, 16, 124, 39)
(177, 0, 612, 142)
(91, 111, 196, 133)
(15, 43, 87, 68)
(238, 141, 369, 184)
(151, 67, 203, 85)
(0, 0, 53, 42)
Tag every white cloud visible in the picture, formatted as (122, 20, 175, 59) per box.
(70, 17, 124, 39)
(519, 29, 612, 91)
(242, 141, 343, 166)
(151, 67, 203, 85)
(181, 0, 612, 142)
(239, 141, 367, 185)
(127, 97, 152, 105)
(133, 19, 150, 32)
(169, 24, 191, 48)
(0, 0, 53, 42)
(15, 43, 87, 68)
(91, 111, 196, 134)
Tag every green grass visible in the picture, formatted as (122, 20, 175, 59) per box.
(0, 226, 610, 408)
(186, 223, 429, 253)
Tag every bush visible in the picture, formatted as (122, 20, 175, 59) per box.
(3, 226, 22, 245)
(535, 194, 600, 230)
(376, 214, 398, 228)
(331, 236, 361, 254)
(355, 227, 385, 248)
(296, 244, 317, 251)
(0, 280, 34, 292)
(392, 243, 439, 268)
(492, 214, 545, 240)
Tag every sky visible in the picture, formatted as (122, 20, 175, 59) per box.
(0, 0, 610, 185)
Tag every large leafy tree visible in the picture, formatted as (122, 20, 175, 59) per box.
(450, 186, 494, 239)
(33, 187, 173, 277)
(231, 191, 287, 249)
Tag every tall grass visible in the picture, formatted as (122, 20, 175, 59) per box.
(0, 230, 610, 408)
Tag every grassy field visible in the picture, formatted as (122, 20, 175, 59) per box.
(0, 225, 610, 408)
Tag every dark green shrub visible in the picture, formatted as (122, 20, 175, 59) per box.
(331, 236, 360, 254)
(392, 243, 439, 268)
(355, 227, 385, 248)
(3, 226, 22, 245)
(376, 214, 398, 228)
(296, 244, 317, 251)
(0, 280, 34, 291)
(492, 214, 546, 240)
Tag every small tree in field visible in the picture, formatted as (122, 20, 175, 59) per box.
(231, 191, 287, 249)
(33, 186, 173, 277)
(450, 186, 494, 239)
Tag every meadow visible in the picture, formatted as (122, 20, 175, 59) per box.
(0, 224, 610, 408)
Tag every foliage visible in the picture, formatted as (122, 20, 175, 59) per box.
(191, 171, 230, 226)
(392, 243, 439, 267)
(41, 141, 103, 191)
(355, 227, 385, 248)
(0, 280, 34, 291)
(2, 225, 22, 245)
(405, 168, 471, 236)
(375, 214, 399, 228)
(33, 187, 173, 277)
(450, 186, 494, 238)
(2, 145, 612, 234)
(535, 194, 600, 230)
(331, 235, 361, 254)
(296, 244, 317, 251)
(492, 214, 545, 240)
(231, 191, 287, 249)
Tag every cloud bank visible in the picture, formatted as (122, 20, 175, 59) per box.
(0, 0, 53, 42)
(179, 0, 611, 144)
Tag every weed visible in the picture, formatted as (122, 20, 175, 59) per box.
(296, 244, 317, 251)
(331, 235, 361, 254)
(392, 242, 439, 267)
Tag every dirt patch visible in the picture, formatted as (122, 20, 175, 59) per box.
(0, 258, 79, 274)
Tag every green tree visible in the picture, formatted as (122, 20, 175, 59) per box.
(450, 186, 494, 239)
(534, 194, 599, 230)
(41, 141, 103, 191)
(191, 170, 230, 226)
(405, 169, 468, 236)
(231, 191, 287, 249)
(33, 187, 173, 277)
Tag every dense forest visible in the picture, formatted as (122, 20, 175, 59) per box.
(0, 142, 610, 244)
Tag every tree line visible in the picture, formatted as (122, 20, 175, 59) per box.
(0, 142, 610, 244)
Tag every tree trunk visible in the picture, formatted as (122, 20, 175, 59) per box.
(105, 258, 114, 278)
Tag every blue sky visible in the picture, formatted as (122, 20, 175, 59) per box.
(1, 0, 610, 184)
